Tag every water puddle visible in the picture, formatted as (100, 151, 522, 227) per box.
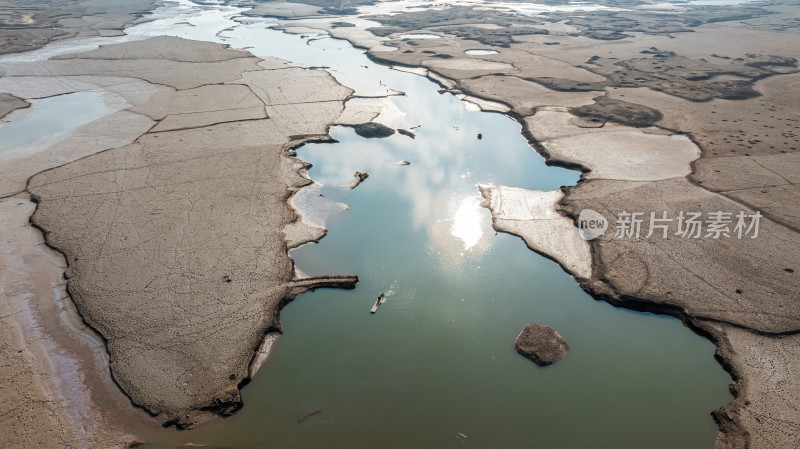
(465, 49, 499, 56)
(0, 92, 115, 160)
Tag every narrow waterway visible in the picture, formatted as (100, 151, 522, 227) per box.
(0, 1, 732, 447)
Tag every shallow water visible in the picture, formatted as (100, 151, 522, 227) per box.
(118, 3, 733, 448)
(399, 33, 442, 39)
(465, 49, 499, 55)
(0, 1, 732, 447)
(0, 92, 114, 159)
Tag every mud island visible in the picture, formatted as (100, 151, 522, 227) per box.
(1, 0, 799, 448)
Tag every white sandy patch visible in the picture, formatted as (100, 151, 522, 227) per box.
(544, 131, 701, 181)
(480, 185, 592, 279)
(392, 65, 428, 76)
(456, 93, 510, 113)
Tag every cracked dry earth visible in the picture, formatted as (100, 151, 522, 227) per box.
(0, 36, 358, 429)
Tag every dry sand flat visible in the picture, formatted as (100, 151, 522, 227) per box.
(0, 36, 360, 433)
(284, 1, 800, 446)
(542, 127, 700, 181)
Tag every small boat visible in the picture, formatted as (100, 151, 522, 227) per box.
(370, 293, 385, 314)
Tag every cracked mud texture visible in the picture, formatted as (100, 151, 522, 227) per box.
(22, 36, 357, 428)
(560, 177, 800, 334)
(0, 0, 159, 55)
(0, 196, 141, 448)
(514, 324, 570, 366)
(704, 321, 800, 449)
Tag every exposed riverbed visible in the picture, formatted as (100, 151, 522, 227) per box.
(0, 1, 732, 447)
(102, 2, 732, 448)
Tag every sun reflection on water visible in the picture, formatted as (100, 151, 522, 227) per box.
(450, 195, 484, 251)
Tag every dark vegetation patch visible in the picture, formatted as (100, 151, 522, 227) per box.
(528, 77, 605, 92)
(571, 96, 663, 127)
(587, 49, 797, 102)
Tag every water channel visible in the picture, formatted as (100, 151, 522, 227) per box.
(0, 1, 732, 448)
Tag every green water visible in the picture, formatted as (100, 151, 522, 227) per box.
(136, 5, 731, 448)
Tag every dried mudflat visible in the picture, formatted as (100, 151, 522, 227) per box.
(269, 0, 800, 447)
(0, 0, 158, 55)
(0, 35, 362, 436)
(0, 195, 142, 448)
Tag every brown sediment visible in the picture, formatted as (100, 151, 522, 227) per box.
(514, 324, 570, 367)
(1, 36, 360, 434)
